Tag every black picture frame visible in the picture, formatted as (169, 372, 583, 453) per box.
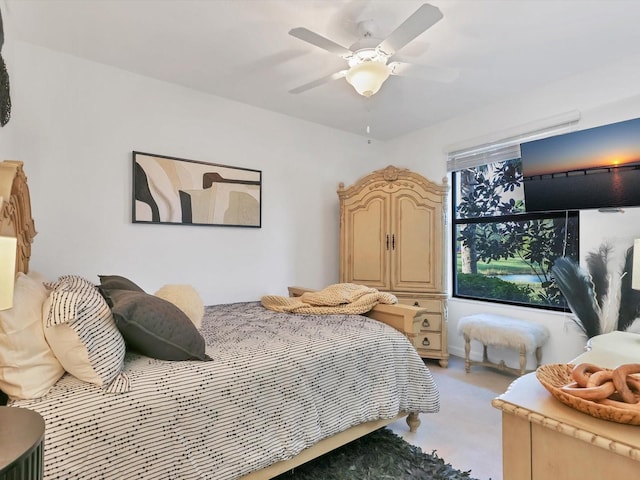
(132, 151, 262, 228)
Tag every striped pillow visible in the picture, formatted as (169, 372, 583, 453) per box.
(43, 275, 129, 393)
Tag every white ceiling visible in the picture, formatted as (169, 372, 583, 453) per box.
(4, 0, 640, 140)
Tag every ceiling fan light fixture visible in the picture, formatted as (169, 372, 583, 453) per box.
(345, 61, 390, 97)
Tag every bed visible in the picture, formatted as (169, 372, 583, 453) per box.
(0, 160, 440, 480)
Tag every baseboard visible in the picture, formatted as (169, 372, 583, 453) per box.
(449, 346, 465, 358)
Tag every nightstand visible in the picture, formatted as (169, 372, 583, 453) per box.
(492, 331, 640, 479)
(0, 407, 45, 480)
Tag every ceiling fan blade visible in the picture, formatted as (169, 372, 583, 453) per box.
(289, 27, 353, 58)
(289, 70, 347, 94)
(388, 61, 458, 83)
(377, 4, 443, 56)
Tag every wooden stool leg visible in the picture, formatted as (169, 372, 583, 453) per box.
(519, 344, 527, 375)
(464, 334, 471, 373)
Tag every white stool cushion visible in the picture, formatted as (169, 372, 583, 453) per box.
(457, 313, 549, 351)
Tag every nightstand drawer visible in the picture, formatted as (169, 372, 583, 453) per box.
(417, 313, 442, 332)
(396, 296, 442, 312)
(414, 333, 442, 351)
(380, 293, 448, 367)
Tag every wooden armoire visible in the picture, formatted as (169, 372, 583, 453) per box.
(338, 165, 449, 366)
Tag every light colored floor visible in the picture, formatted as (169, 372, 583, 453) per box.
(388, 355, 516, 480)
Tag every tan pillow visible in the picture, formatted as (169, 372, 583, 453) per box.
(0, 272, 65, 400)
(154, 284, 205, 329)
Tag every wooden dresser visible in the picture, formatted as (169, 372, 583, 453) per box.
(337, 166, 449, 367)
(492, 332, 640, 479)
(289, 285, 434, 365)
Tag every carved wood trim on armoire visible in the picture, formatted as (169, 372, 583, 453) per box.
(338, 165, 450, 367)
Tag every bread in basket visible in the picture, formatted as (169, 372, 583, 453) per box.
(536, 363, 640, 425)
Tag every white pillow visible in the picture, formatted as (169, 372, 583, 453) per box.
(0, 272, 65, 400)
(154, 284, 205, 329)
(43, 275, 129, 393)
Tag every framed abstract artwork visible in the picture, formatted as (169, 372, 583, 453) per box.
(132, 151, 261, 227)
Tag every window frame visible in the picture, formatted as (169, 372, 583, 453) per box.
(450, 162, 579, 312)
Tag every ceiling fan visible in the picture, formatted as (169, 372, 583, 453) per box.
(288, 3, 455, 98)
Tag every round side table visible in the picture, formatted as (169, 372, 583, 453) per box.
(0, 407, 45, 480)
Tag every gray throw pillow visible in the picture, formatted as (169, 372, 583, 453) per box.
(101, 288, 209, 361)
(98, 274, 145, 292)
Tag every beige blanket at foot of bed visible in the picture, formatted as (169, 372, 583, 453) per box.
(261, 283, 397, 315)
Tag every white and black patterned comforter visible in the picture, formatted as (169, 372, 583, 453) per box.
(10, 302, 439, 480)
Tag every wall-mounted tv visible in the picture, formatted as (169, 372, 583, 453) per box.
(522, 116, 640, 212)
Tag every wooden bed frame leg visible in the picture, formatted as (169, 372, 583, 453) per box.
(406, 412, 420, 432)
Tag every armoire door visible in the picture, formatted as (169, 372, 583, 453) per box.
(390, 187, 443, 292)
(339, 189, 390, 289)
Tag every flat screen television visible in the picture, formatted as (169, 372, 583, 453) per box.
(522, 116, 640, 212)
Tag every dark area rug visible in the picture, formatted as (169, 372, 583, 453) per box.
(273, 427, 484, 480)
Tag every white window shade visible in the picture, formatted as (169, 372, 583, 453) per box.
(447, 110, 581, 172)
(447, 144, 521, 172)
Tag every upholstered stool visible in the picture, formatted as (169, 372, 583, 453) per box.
(457, 313, 550, 376)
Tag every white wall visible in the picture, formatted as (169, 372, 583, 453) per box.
(386, 53, 640, 367)
(0, 41, 383, 304)
(3, 22, 640, 368)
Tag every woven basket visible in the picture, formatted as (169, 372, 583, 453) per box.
(535, 363, 640, 426)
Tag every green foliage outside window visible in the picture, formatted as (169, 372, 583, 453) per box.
(453, 158, 578, 309)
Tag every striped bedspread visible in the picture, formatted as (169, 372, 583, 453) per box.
(10, 302, 439, 479)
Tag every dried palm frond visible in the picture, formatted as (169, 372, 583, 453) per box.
(600, 271, 620, 335)
(585, 243, 611, 309)
(0, 9, 9, 127)
(552, 257, 601, 338)
(0, 55, 10, 126)
(617, 246, 640, 332)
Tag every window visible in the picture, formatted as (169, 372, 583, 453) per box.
(451, 156, 579, 310)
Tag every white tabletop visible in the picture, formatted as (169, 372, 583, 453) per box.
(580, 331, 640, 368)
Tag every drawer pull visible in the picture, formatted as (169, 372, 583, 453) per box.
(422, 338, 431, 347)
(422, 319, 430, 328)
(413, 301, 420, 307)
